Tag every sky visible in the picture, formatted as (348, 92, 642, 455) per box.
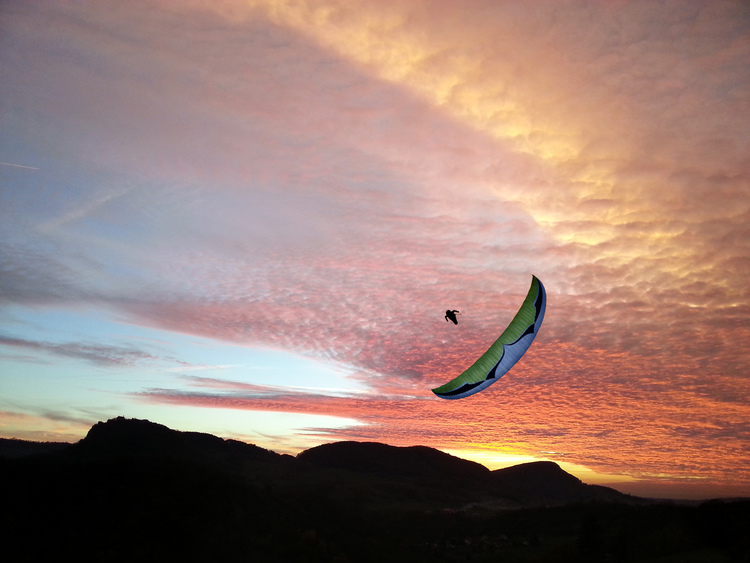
(1, 0, 749, 500)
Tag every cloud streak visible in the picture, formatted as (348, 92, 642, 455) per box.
(0, 334, 164, 367)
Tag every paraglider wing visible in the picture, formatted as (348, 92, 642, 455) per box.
(431, 276, 546, 400)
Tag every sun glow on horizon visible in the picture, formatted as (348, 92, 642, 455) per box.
(444, 448, 638, 487)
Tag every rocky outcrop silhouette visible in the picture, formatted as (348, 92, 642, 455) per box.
(70, 416, 287, 469)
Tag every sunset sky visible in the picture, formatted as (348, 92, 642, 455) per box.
(2, 0, 749, 500)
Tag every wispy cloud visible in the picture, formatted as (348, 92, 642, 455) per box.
(0, 334, 161, 367)
(0, 409, 92, 443)
(0, 162, 39, 170)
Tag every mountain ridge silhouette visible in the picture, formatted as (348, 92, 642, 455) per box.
(3, 417, 749, 562)
(3, 416, 631, 505)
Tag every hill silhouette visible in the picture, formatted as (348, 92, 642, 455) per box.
(298, 440, 489, 481)
(296, 439, 631, 508)
(2, 417, 748, 562)
(72, 416, 287, 467)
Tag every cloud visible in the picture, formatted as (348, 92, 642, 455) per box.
(0, 334, 162, 367)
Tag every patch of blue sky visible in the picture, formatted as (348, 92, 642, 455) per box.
(1, 304, 368, 445)
(1, 305, 369, 393)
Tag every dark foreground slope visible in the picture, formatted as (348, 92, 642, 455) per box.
(2, 417, 748, 563)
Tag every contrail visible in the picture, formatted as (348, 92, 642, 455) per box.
(0, 161, 40, 170)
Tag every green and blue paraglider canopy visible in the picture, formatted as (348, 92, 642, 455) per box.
(432, 276, 546, 400)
